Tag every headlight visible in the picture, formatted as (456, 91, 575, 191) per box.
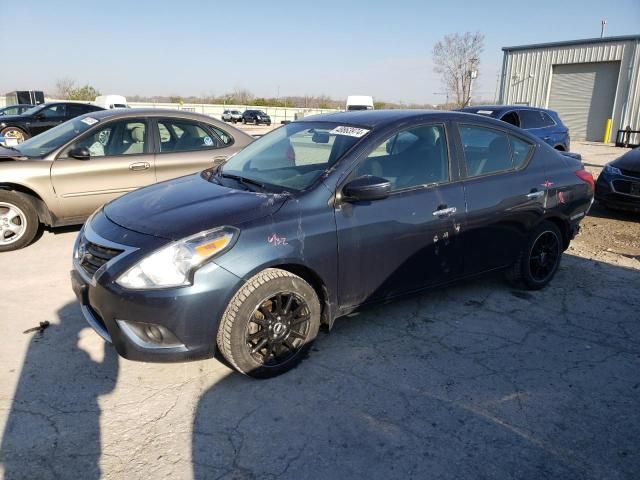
(604, 164, 622, 176)
(116, 227, 238, 289)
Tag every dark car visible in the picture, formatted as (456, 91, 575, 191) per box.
(0, 102, 104, 144)
(0, 104, 33, 116)
(71, 110, 594, 378)
(459, 105, 570, 152)
(242, 109, 271, 125)
(595, 147, 640, 211)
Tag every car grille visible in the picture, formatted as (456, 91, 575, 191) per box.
(612, 179, 640, 196)
(78, 236, 123, 277)
(620, 168, 640, 179)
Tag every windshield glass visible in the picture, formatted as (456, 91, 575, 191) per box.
(12, 116, 97, 157)
(20, 105, 45, 116)
(220, 122, 369, 191)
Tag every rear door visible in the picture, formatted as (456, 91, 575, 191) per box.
(152, 117, 237, 182)
(454, 122, 546, 273)
(51, 117, 155, 220)
(335, 122, 466, 307)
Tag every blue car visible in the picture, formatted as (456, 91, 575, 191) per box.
(459, 105, 570, 152)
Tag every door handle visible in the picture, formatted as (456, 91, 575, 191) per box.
(432, 206, 457, 217)
(543, 136, 551, 140)
(129, 162, 150, 171)
(526, 189, 544, 199)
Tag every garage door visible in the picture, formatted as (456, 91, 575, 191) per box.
(548, 62, 620, 141)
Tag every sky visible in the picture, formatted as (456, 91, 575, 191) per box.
(1, 0, 638, 104)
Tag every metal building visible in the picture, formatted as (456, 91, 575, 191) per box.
(498, 35, 640, 144)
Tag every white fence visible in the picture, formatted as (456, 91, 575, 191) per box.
(0, 96, 338, 124)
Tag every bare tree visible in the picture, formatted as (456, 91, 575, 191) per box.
(233, 88, 254, 105)
(55, 78, 77, 99)
(433, 32, 484, 108)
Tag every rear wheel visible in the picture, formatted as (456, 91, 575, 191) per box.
(506, 221, 563, 290)
(1, 127, 29, 144)
(217, 268, 321, 378)
(0, 191, 40, 252)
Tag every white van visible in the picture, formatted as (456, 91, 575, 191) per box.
(94, 95, 129, 109)
(346, 95, 374, 111)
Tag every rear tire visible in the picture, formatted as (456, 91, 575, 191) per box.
(505, 221, 563, 290)
(217, 268, 321, 378)
(0, 191, 40, 252)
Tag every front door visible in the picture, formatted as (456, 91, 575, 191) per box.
(30, 104, 68, 136)
(335, 123, 466, 307)
(51, 118, 155, 220)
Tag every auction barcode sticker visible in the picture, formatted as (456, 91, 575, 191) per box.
(329, 126, 370, 138)
(81, 117, 99, 126)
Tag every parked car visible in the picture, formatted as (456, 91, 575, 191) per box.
(242, 110, 271, 125)
(0, 102, 104, 144)
(94, 95, 129, 109)
(0, 104, 33, 116)
(459, 105, 570, 152)
(222, 109, 243, 123)
(0, 109, 253, 251)
(70, 110, 594, 378)
(595, 147, 640, 211)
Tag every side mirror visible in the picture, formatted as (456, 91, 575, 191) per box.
(343, 175, 391, 202)
(69, 147, 91, 160)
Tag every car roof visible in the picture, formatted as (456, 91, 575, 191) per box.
(462, 105, 557, 114)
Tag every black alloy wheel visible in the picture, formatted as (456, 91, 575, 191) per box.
(246, 292, 311, 366)
(528, 231, 560, 283)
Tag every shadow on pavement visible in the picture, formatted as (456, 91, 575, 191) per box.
(192, 254, 640, 479)
(0, 302, 118, 480)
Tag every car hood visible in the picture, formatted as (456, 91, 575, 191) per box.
(0, 146, 29, 160)
(610, 148, 640, 173)
(104, 173, 289, 240)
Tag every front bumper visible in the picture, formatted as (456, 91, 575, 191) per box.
(70, 213, 244, 362)
(595, 172, 640, 212)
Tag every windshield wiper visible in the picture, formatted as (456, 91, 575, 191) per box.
(218, 172, 266, 191)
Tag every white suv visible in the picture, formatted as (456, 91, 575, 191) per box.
(222, 109, 243, 123)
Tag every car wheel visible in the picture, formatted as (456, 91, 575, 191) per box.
(1, 127, 29, 144)
(242, 118, 247, 124)
(506, 220, 563, 290)
(266, 122, 271, 126)
(217, 268, 321, 378)
(0, 191, 40, 252)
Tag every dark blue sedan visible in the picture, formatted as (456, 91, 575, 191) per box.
(71, 110, 594, 377)
(459, 105, 570, 152)
(596, 147, 640, 211)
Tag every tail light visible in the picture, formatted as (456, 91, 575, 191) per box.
(575, 169, 594, 191)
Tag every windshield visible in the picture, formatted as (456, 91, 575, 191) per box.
(12, 116, 97, 157)
(220, 122, 369, 191)
(20, 105, 45, 116)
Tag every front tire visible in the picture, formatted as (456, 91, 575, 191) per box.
(506, 220, 563, 290)
(1, 127, 29, 144)
(217, 268, 321, 378)
(0, 191, 40, 252)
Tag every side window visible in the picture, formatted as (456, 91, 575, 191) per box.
(501, 111, 520, 127)
(157, 119, 221, 152)
(460, 125, 533, 177)
(510, 137, 534, 168)
(519, 110, 546, 129)
(61, 119, 148, 158)
(211, 126, 232, 145)
(355, 125, 449, 191)
(67, 104, 87, 117)
(539, 112, 556, 127)
(41, 104, 66, 119)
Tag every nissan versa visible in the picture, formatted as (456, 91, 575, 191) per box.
(71, 110, 594, 378)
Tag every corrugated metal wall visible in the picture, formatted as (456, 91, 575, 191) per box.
(500, 38, 640, 143)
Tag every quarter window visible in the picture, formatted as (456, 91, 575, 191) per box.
(356, 125, 449, 191)
(459, 125, 533, 177)
(157, 119, 221, 152)
(539, 112, 555, 127)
